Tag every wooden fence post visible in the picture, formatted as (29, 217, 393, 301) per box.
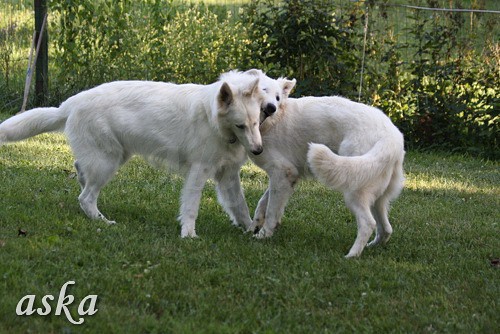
(34, 0, 48, 106)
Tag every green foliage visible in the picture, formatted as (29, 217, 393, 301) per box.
(370, 8, 499, 159)
(242, 0, 359, 96)
(49, 0, 139, 96)
(49, 0, 251, 97)
(154, 4, 252, 84)
(0, 1, 33, 110)
(1, 0, 498, 158)
(240, 0, 499, 158)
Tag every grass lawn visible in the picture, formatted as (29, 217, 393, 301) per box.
(0, 130, 498, 333)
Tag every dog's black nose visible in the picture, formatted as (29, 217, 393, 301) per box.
(251, 146, 263, 155)
(265, 103, 277, 115)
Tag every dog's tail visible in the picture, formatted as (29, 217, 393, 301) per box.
(307, 138, 404, 192)
(0, 107, 69, 146)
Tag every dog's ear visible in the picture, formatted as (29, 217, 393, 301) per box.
(218, 82, 233, 109)
(281, 78, 296, 97)
(243, 78, 260, 98)
(244, 69, 263, 77)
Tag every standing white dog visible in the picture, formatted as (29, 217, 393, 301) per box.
(250, 85, 405, 257)
(0, 72, 266, 237)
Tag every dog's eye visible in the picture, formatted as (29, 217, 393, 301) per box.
(263, 88, 268, 92)
(235, 124, 246, 129)
(276, 95, 280, 102)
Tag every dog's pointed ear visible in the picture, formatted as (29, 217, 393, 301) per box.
(243, 78, 260, 97)
(244, 69, 263, 77)
(218, 82, 233, 108)
(282, 78, 296, 97)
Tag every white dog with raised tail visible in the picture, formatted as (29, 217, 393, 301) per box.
(0, 71, 266, 238)
(250, 82, 405, 257)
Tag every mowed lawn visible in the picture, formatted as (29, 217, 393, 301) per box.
(0, 131, 498, 333)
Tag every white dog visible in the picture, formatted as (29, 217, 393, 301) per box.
(0, 72, 266, 238)
(250, 86, 405, 257)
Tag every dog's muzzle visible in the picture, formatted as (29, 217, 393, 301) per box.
(264, 103, 277, 116)
(251, 145, 263, 155)
(260, 103, 277, 125)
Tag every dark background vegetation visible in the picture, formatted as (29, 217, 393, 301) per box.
(1, 0, 499, 158)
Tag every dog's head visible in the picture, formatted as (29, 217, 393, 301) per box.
(216, 72, 265, 155)
(243, 69, 296, 124)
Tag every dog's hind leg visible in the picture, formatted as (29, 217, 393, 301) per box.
(74, 161, 85, 190)
(368, 163, 404, 248)
(255, 165, 299, 238)
(179, 163, 212, 238)
(76, 154, 125, 225)
(367, 196, 393, 247)
(344, 191, 376, 258)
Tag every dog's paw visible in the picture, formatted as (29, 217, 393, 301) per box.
(344, 252, 361, 259)
(248, 217, 265, 235)
(243, 225, 256, 234)
(253, 226, 273, 239)
(367, 233, 391, 248)
(181, 232, 198, 238)
(244, 221, 260, 234)
(367, 238, 381, 248)
(98, 213, 116, 225)
(180, 227, 198, 238)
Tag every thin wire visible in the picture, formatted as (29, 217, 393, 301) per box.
(397, 4, 500, 14)
(350, 1, 500, 14)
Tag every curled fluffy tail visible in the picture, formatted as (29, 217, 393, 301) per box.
(0, 107, 68, 145)
(307, 140, 402, 192)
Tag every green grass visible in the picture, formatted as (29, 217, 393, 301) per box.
(0, 130, 498, 333)
(0, 0, 33, 111)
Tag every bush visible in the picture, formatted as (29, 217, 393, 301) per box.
(154, 5, 252, 84)
(371, 10, 499, 159)
(241, 0, 499, 158)
(49, 0, 252, 99)
(3, 0, 497, 158)
(242, 0, 359, 96)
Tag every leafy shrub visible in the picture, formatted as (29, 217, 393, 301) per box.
(3, 0, 497, 158)
(372, 9, 499, 158)
(242, 0, 359, 96)
(49, 0, 251, 98)
(152, 4, 252, 84)
(0, 4, 34, 111)
(49, 0, 143, 97)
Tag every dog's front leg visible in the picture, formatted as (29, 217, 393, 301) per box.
(214, 166, 253, 231)
(255, 166, 299, 238)
(179, 164, 211, 238)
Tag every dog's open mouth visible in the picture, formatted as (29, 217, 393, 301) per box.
(260, 109, 272, 125)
